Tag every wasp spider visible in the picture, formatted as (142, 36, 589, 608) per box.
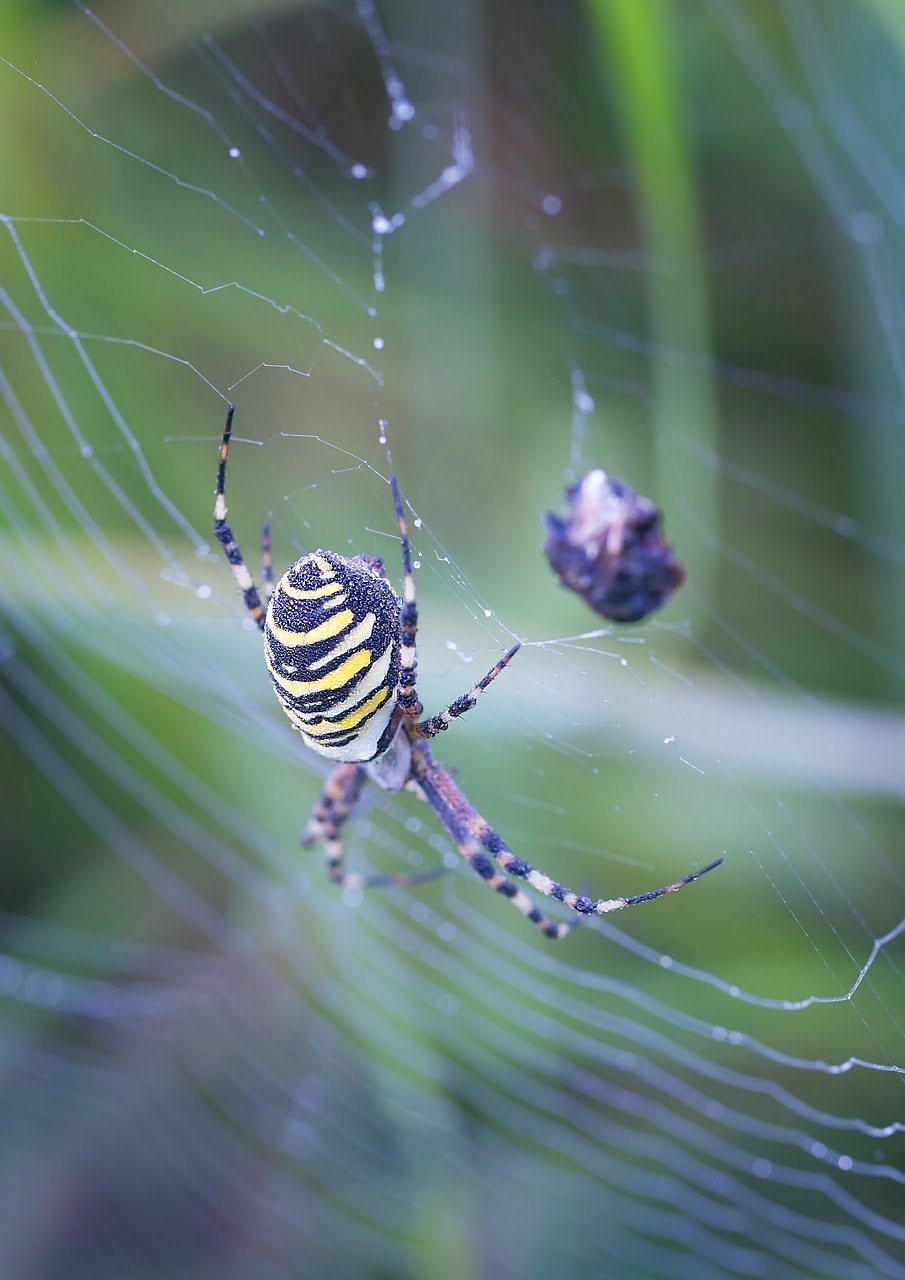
(214, 406, 721, 939)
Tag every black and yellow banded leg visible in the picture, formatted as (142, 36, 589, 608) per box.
(411, 742, 720, 934)
(465, 836, 578, 940)
(301, 763, 363, 849)
(303, 762, 443, 893)
(431, 807, 577, 940)
(390, 474, 422, 719)
(418, 643, 520, 738)
(213, 404, 266, 631)
(410, 748, 578, 940)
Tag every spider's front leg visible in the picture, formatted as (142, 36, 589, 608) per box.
(213, 404, 266, 630)
(416, 642, 521, 738)
(389, 471, 519, 738)
(390, 474, 422, 719)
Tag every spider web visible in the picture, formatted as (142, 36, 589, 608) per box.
(1, 2, 904, 1276)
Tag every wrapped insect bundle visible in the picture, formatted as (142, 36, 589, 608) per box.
(544, 470, 685, 623)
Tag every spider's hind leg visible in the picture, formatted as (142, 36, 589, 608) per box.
(449, 831, 579, 940)
(303, 763, 442, 892)
(301, 763, 362, 850)
(411, 750, 578, 940)
(410, 744, 720, 938)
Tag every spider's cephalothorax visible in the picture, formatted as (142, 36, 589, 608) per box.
(214, 404, 722, 938)
(264, 551, 402, 763)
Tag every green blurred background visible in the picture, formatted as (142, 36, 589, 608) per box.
(1, 1, 904, 1277)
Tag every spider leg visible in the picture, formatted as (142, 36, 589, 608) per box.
(417, 643, 520, 738)
(303, 762, 443, 891)
(261, 518, 275, 602)
(300, 762, 358, 848)
(410, 745, 578, 939)
(410, 742, 721, 937)
(390, 474, 423, 719)
(213, 404, 266, 631)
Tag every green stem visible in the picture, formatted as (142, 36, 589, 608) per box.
(585, 0, 719, 617)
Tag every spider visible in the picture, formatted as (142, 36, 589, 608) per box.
(214, 405, 722, 939)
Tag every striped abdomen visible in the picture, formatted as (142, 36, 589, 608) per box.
(264, 550, 401, 763)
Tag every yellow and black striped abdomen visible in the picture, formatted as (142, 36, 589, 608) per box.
(264, 551, 401, 763)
